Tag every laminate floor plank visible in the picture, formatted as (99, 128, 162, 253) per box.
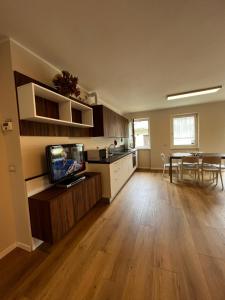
(199, 254, 225, 300)
(1, 172, 225, 299)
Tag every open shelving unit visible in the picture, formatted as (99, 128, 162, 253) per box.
(17, 83, 93, 128)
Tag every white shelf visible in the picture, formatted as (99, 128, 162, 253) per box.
(24, 116, 93, 127)
(17, 83, 93, 128)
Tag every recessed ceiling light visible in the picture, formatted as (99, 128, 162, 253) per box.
(167, 86, 222, 101)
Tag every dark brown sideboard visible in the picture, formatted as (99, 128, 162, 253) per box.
(28, 172, 102, 244)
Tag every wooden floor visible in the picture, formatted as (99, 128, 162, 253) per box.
(1, 172, 225, 300)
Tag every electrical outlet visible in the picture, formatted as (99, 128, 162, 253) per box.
(2, 121, 13, 131)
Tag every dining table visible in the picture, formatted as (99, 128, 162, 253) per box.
(169, 152, 225, 183)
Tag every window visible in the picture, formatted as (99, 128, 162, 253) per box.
(134, 118, 150, 148)
(171, 113, 198, 148)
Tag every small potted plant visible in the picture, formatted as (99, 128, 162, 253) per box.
(53, 70, 80, 98)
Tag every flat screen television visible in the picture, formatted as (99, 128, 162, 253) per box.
(46, 143, 85, 184)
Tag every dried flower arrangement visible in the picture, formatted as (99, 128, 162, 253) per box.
(53, 70, 80, 98)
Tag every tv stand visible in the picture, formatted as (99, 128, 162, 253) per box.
(28, 172, 102, 244)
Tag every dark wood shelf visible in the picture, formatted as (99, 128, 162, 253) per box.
(35, 96, 60, 120)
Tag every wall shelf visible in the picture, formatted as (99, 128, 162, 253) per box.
(17, 83, 93, 128)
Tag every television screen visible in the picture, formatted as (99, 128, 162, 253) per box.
(46, 144, 85, 183)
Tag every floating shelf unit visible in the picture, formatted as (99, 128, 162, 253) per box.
(17, 83, 93, 128)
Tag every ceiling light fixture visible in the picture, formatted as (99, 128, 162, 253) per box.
(167, 85, 222, 101)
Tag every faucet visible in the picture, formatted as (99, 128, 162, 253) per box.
(108, 144, 115, 155)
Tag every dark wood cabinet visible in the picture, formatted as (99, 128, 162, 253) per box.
(92, 105, 129, 138)
(72, 181, 86, 220)
(28, 172, 102, 244)
(50, 191, 75, 242)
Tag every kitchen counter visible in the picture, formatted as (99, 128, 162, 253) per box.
(87, 149, 136, 164)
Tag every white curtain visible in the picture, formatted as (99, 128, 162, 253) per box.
(173, 116, 195, 145)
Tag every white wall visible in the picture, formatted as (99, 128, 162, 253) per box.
(0, 38, 126, 257)
(0, 112, 16, 256)
(0, 40, 32, 257)
(126, 101, 225, 169)
(10, 39, 123, 115)
(10, 40, 125, 195)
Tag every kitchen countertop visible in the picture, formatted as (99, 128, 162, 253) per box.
(87, 149, 136, 164)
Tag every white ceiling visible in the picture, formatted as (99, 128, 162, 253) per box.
(0, 0, 225, 113)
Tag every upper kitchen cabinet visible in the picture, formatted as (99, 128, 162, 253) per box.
(92, 105, 129, 138)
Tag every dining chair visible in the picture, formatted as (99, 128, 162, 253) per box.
(180, 156, 200, 181)
(160, 153, 179, 177)
(200, 156, 224, 190)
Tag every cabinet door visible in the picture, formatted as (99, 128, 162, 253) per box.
(92, 105, 104, 136)
(50, 190, 75, 242)
(125, 154, 133, 176)
(103, 106, 109, 136)
(115, 114, 129, 138)
(115, 113, 121, 137)
(121, 116, 126, 137)
(85, 176, 98, 208)
(123, 117, 129, 138)
(29, 199, 52, 243)
(110, 155, 133, 198)
(95, 173, 102, 202)
(72, 182, 86, 221)
(72, 175, 102, 221)
(110, 160, 122, 197)
(103, 106, 114, 137)
(93, 105, 129, 138)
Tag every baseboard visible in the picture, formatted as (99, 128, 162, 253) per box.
(136, 167, 151, 172)
(101, 197, 110, 204)
(17, 242, 32, 252)
(137, 168, 178, 174)
(150, 168, 163, 173)
(0, 241, 32, 260)
(0, 243, 17, 259)
(136, 167, 163, 173)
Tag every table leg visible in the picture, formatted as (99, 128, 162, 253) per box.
(169, 157, 173, 183)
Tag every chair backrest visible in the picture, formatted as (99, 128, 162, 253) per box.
(160, 153, 167, 163)
(182, 156, 199, 164)
(202, 156, 221, 165)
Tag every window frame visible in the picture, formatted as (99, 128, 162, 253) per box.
(133, 118, 151, 149)
(170, 113, 199, 149)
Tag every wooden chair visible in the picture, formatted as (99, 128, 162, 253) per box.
(180, 156, 200, 181)
(160, 153, 179, 177)
(200, 156, 224, 190)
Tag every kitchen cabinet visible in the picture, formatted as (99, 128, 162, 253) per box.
(87, 152, 137, 202)
(110, 154, 134, 198)
(92, 105, 129, 138)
